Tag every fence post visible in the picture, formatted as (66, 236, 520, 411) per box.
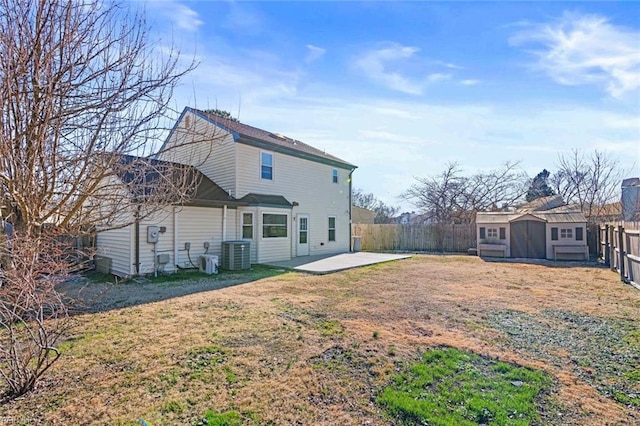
(604, 224, 610, 266)
(609, 225, 616, 272)
(618, 225, 626, 282)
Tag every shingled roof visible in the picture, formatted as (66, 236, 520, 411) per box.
(191, 108, 356, 169)
(117, 155, 244, 207)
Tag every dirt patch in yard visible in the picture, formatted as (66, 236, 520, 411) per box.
(1, 255, 639, 425)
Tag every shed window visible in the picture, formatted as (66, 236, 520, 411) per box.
(332, 169, 338, 184)
(551, 227, 558, 241)
(479, 227, 486, 239)
(328, 216, 336, 242)
(487, 228, 498, 239)
(499, 227, 506, 240)
(576, 227, 583, 241)
(263, 214, 287, 238)
(560, 228, 573, 239)
(261, 152, 273, 180)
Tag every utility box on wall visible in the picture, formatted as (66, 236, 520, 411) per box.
(221, 241, 250, 270)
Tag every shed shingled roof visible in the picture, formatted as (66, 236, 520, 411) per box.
(193, 108, 356, 169)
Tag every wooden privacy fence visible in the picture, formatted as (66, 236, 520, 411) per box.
(352, 223, 476, 253)
(599, 222, 640, 290)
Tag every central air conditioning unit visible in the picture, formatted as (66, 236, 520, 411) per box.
(199, 255, 219, 274)
(221, 241, 250, 270)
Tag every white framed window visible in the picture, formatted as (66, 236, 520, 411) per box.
(328, 216, 336, 242)
(242, 212, 253, 239)
(560, 228, 573, 239)
(261, 151, 273, 180)
(487, 228, 498, 239)
(263, 213, 287, 238)
(332, 169, 338, 184)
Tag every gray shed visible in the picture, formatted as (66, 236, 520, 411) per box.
(476, 196, 588, 260)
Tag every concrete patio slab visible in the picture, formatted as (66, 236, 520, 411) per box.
(265, 252, 411, 274)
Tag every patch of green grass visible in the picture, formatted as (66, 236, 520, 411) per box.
(147, 264, 284, 284)
(377, 347, 550, 426)
(197, 409, 243, 426)
(161, 400, 186, 414)
(186, 345, 227, 370)
(314, 318, 344, 338)
(83, 270, 119, 284)
(223, 365, 237, 385)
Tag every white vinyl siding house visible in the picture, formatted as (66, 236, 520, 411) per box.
(153, 107, 357, 265)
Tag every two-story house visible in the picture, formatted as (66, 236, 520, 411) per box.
(95, 107, 356, 277)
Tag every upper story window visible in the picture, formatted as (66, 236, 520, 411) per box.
(332, 169, 338, 184)
(261, 152, 273, 180)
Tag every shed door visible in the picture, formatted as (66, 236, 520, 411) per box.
(510, 220, 546, 259)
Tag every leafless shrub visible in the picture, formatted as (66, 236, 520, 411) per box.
(0, 232, 73, 399)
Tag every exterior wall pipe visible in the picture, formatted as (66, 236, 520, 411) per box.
(134, 206, 141, 276)
(222, 205, 228, 242)
(173, 206, 179, 271)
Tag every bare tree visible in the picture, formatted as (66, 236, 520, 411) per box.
(553, 150, 624, 224)
(352, 188, 400, 224)
(401, 162, 527, 224)
(0, 0, 197, 398)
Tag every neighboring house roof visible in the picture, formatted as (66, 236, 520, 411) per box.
(188, 107, 356, 170)
(517, 195, 565, 212)
(117, 155, 244, 207)
(237, 193, 293, 208)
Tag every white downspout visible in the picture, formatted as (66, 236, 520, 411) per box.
(173, 206, 179, 271)
(222, 205, 228, 242)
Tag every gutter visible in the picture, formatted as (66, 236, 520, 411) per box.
(349, 167, 356, 252)
(134, 206, 141, 275)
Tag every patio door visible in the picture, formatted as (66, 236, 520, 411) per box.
(297, 214, 310, 256)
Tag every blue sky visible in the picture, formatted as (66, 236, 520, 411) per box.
(144, 1, 639, 211)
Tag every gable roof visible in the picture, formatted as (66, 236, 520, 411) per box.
(117, 155, 244, 207)
(189, 107, 356, 170)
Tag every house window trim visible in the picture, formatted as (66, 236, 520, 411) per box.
(242, 212, 254, 240)
(260, 151, 274, 181)
(332, 169, 338, 184)
(262, 212, 288, 239)
(328, 216, 336, 242)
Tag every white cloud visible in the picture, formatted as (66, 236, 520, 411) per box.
(150, 1, 203, 32)
(305, 44, 326, 63)
(510, 12, 640, 98)
(354, 43, 425, 94)
(461, 79, 480, 86)
(426, 73, 451, 83)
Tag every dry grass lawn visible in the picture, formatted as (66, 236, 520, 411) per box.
(1, 255, 639, 425)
